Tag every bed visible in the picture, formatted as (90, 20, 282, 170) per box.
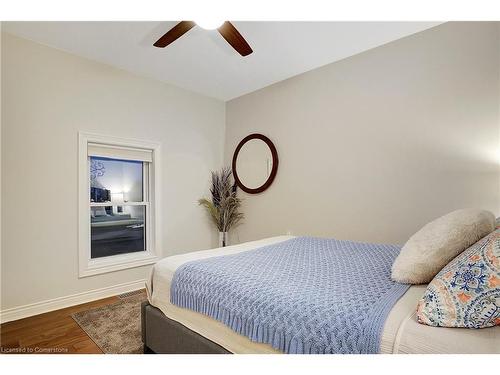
(143, 236, 500, 354)
(91, 212, 144, 258)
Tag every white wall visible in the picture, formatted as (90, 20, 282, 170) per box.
(1, 33, 225, 310)
(225, 22, 500, 245)
(0, 24, 3, 312)
(498, 22, 500, 215)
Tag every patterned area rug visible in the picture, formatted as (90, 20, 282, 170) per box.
(72, 290, 147, 354)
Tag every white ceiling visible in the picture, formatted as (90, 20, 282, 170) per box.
(3, 21, 440, 101)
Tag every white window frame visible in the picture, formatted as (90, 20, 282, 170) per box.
(78, 132, 161, 278)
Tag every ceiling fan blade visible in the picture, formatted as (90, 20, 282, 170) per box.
(217, 22, 253, 56)
(153, 21, 196, 48)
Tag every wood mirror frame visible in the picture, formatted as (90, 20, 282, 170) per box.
(232, 133, 279, 194)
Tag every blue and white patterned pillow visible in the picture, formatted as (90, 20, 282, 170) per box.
(416, 227, 499, 328)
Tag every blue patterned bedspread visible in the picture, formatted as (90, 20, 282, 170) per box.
(170, 237, 410, 354)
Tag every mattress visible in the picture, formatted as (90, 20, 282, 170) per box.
(147, 236, 500, 354)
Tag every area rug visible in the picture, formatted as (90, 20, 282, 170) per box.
(72, 290, 147, 354)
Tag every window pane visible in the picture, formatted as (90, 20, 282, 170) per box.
(90, 205, 146, 259)
(89, 157, 144, 203)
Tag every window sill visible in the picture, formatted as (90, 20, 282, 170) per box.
(79, 252, 158, 278)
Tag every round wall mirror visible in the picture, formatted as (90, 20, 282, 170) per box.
(232, 134, 278, 194)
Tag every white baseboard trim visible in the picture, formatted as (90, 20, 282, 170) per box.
(0, 279, 146, 324)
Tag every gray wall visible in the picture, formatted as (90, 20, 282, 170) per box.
(1, 33, 225, 310)
(225, 22, 500, 245)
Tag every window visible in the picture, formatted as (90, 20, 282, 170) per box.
(79, 133, 161, 277)
(89, 156, 146, 259)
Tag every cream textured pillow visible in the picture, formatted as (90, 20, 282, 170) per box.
(392, 209, 495, 284)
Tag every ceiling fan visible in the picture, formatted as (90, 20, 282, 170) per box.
(153, 21, 253, 57)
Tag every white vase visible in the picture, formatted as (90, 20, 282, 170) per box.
(219, 231, 228, 247)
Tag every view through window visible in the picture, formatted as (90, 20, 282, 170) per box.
(89, 156, 148, 258)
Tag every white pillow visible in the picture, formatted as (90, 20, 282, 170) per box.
(93, 207, 107, 217)
(391, 208, 495, 284)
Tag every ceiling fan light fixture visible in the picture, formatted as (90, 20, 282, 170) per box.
(195, 19, 225, 30)
(153, 20, 253, 56)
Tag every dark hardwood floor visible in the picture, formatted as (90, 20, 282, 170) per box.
(1, 295, 123, 354)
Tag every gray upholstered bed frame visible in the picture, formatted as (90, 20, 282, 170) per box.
(141, 301, 231, 354)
